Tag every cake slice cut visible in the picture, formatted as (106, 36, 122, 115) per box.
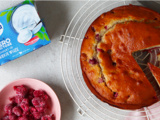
(148, 63, 160, 86)
(80, 5, 160, 109)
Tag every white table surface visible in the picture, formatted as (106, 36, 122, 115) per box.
(0, 1, 91, 120)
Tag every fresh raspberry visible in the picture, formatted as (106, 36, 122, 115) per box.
(12, 106, 22, 116)
(43, 94, 49, 100)
(30, 107, 37, 113)
(33, 90, 49, 100)
(20, 102, 29, 112)
(8, 114, 17, 120)
(1, 115, 9, 120)
(9, 97, 15, 103)
(21, 98, 29, 105)
(51, 114, 55, 120)
(32, 112, 43, 119)
(1, 85, 55, 120)
(4, 103, 14, 114)
(22, 110, 30, 116)
(32, 97, 46, 107)
(13, 85, 28, 97)
(36, 106, 46, 112)
(14, 95, 24, 104)
(33, 90, 45, 97)
(18, 116, 28, 120)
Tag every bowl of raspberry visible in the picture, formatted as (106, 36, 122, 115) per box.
(0, 78, 61, 120)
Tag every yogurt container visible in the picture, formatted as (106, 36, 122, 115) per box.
(0, 0, 50, 65)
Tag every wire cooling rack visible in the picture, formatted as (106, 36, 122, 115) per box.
(60, 1, 160, 120)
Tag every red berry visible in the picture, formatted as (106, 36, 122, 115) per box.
(43, 94, 49, 100)
(33, 90, 45, 97)
(32, 112, 43, 119)
(89, 58, 98, 65)
(20, 102, 29, 112)
(33, 90, 49, 100)
(14, 95, 24, 104)
(36, 106, 46, 112)
(95, 34, 101, 42)
(12, 106, 22, 116)
(13, 85, 28, 97)
(22, 111, 30, 116)
(113, 92, 118, 98)
(97, 48, 104, 52)
(51, 114, 55, 120)
(30, 107, 37, 113)
(18, 116, 28, 120)
(104, 26, 107, 30)
(1, 115, 9, 120)
(32, 97, 46, 107)
(1, 85, 54, 120)
(9, 114, 17, 120)
(4, 103, 14, 114)
(21, 98, 29, 105)
(9, 97, 15, 103)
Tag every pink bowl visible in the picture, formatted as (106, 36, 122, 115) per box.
(0, 78, 61, 120)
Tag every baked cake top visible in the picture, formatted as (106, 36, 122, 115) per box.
(80, 5, 160, 109)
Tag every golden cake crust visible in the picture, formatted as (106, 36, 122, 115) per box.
(80, 5, 160, 109)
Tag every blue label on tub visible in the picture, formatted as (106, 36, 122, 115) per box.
(0, 0, 50, 65)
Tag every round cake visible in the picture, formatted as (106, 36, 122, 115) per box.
(80, 5, 160, 109)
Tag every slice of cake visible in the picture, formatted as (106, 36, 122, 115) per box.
(148, 63, 160, 86)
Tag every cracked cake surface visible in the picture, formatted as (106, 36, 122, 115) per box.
(80, 5, 160, 109)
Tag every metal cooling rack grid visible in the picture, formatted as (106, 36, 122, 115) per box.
(60, 1, 160, 120)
